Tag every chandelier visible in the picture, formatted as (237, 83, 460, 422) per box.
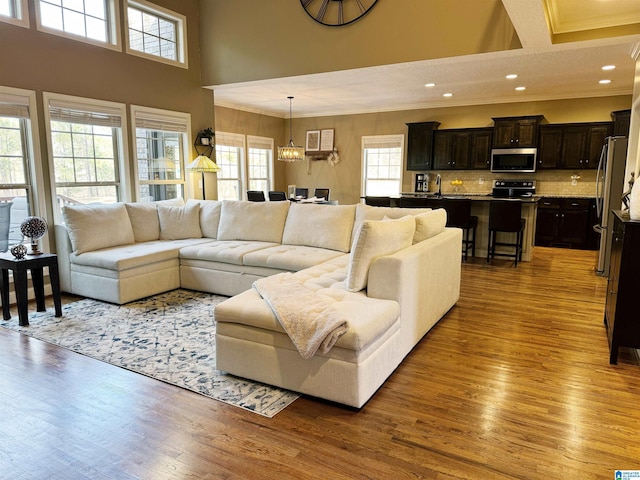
(277, 96, 305, 162)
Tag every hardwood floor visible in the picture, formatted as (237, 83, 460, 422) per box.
(1, 247, 639, 479)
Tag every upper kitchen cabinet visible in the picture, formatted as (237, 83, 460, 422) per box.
(406, 122, 440, 171)
(611, 109, 631, 137)
(538, 122, 612, 169)
(492, 116, 544, 148)
(433, 128, 492, 170)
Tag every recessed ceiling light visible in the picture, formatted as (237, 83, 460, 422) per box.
(424, 83, 436, 87)
(506, 74, 518, 79)
(443, 93, 453, 97)
(515, 86, 526, 91)
(602, 65, 616, 71)
(599, 79, 612, 84)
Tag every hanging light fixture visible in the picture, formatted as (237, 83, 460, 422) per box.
(277, 96, 305, 162)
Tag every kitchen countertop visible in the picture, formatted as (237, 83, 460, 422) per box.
(400, 192, 595, 200)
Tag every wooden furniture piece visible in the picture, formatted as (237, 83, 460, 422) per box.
(604, 211, 640, 364)
(534, 197, 594, 249)
(0, 253, 62, 326)
(364, 196, 393, 207)
(537, 122, 612, 169)
(487, 200, 525, 266)
(406, 121, 440, 171)
(492, 116, 544, 148)
(432, 128, 492, 170)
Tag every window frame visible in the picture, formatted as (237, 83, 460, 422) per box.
(214, 131, 246, 201)
(43, 92, 131, 224)
(124, 0, 188, 69)
(130, 105, 191, 202)
(0, 0, 29, 28)
(361, 134, 405, 197)
(246, 135, 274, 195)
(35, 0, 121, 52)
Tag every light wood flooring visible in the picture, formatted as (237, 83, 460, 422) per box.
(1, 247, 640, 479)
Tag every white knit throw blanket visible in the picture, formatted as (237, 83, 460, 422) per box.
(253, 273, 349, 359)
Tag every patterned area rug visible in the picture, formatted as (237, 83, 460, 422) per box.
(0, 289, 299, 417)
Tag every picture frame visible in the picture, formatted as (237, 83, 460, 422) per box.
(320, 129, 335, 151)
(306, 130, 321, 152)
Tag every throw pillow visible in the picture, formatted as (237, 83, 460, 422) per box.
(63, 203, 135, 254)
(158, 203, 202, 240)
(346, 215, 416, 292)
(413, 208, 447, 243)
(282, 203, 356, 253)
(186, 199, 221, 239)
(217, 200, 290, 243)
(125, 203, 161, 242)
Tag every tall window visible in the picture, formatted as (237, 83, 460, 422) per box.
(45, 94, 128, 213)
(0, 0, 28, 27)
(126, 0, 187, 68)
(362, 135, 404, 196)
(215, 132, 245, 201)
(247, 135, 273, 194)
(36, 0, 120, 49)
(131, 106, 188, 202)
(0, 87, 39, 244)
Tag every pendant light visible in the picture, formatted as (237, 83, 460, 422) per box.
(277, 96, 305, 162)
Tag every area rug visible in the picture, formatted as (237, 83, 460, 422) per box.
(0, 289, 299, 417)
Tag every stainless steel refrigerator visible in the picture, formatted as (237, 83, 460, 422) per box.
(595, 136, 628, 276)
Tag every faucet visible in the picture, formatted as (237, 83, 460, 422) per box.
(435, 174, 442, 196)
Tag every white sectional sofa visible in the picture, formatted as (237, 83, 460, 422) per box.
(55, 199, 462, 408)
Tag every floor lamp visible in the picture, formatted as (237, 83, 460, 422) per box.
(187, 155, 221, 200)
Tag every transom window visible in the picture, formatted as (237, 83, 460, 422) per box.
(362, 135, 404, 196)
(131, 105, 189, 202)
(126, 0, 187, 67)
(45, 94, 129, 215)
(0, 0, 28, 27)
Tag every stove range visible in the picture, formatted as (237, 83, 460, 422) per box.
(492, 179, 536, 198)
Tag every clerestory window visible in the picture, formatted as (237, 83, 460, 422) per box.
(0, 0, 29, 28)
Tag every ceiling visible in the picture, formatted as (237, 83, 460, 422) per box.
(210, 0, 640, 119)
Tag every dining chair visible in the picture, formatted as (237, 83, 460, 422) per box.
(313, 188, 330, 201)
(268, 191, 287, 201)
(247, 190, 266, 202)
(441, 198, 478, 260)
(295, 188, 309, 199)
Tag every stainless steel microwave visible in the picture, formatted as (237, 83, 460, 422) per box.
(490, 148, 537, 173)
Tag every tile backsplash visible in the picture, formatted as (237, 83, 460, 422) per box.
(416, 170, 602, 197)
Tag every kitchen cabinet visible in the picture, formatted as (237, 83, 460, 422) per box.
(492, 116, 544, 148)
(604, 211, 640, 364)
(535, 197, 594, 249)
(406, 121, 440, 171)
(432, 128, 492, 170)
(611, 109, 631, 137)
(537, 122, 612, 169)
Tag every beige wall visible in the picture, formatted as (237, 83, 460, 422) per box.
(0, 0, 213, 215)
(200, 0, 519, 86)
(216, 95, 631, 204)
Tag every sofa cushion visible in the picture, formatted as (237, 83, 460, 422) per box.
(125, 198, 185, 243)
(282, 203, 356, 253)
(179, 240, 278, 266)
(243, 244, 347, 272)
(353, 203, 432, 245)
(414, 209, 447, 243)
(158, 203, 202, 240)
(62, 203, 135, 255)
(346, 215, 416, 292)
(186, 199, 221, 239)
(217, 200, 290, 243)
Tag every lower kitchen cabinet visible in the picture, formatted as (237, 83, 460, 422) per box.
(535, 197, 595, 249)
(605, 211, 640, 364)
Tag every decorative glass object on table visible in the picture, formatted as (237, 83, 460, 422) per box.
(20, 216, 47, 255)
(10, 243, 27, 259)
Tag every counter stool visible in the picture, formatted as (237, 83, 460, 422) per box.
(442, 199, 477, 260)
(487, 200, 525, 266)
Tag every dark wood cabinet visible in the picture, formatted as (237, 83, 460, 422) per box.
(604, 211, 640, 364)
(433, 128, 492, 170)
(492, 116, 544, 148)
(537, 122, 612, 169)
(611, 109, 631, 137)
(406, 122, 440, 171)
(535, 197, 594, 249)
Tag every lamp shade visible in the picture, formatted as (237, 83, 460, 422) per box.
(278, 141, 305, 162)
(187, 155, 221, 172)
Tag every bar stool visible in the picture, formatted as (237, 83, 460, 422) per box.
(442, 199, 478, 260)
(487, 200, 525, 266)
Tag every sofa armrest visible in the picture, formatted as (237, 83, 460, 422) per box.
(367, 227, 462, 350)
(53, 224, 73, 293)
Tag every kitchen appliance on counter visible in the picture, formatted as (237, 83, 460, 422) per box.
(492, 180, 536, 198)
(490, 148, 537, 173)
(414, 173, 428, 192)
(595, 136, 628, 277)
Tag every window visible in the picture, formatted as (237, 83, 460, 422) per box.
(0, 0, 29, 28)
(45, 93, 130, 218)
(215, 132, 245, 201)
(36, 0, 120, 50)
(131, 106, 189, 202)
(362, 135, 404, 196)
(247, 135, 274, 194)
(0, 87, 42, 244)
(125, 0, 187, 68)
